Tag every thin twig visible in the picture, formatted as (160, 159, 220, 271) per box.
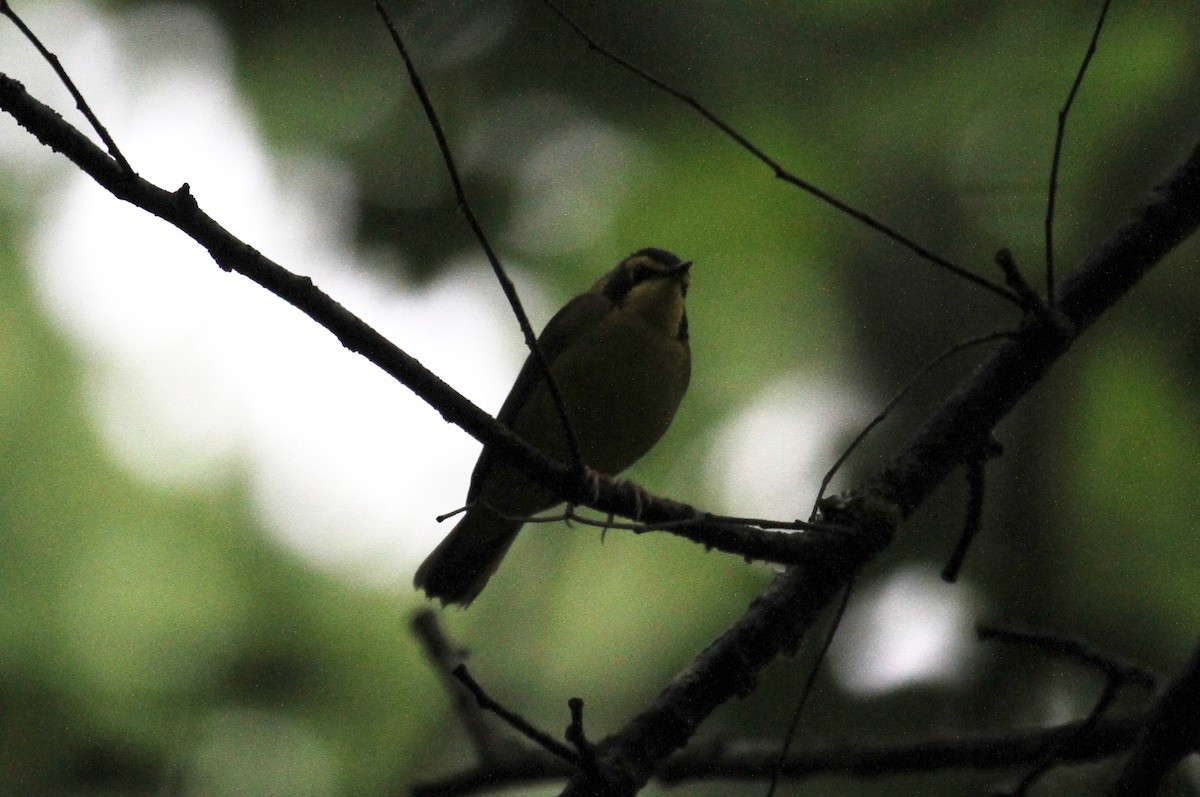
(551, 506, 831, 535)
(1045, 0, 1113, 305)
(814, 331, 1013, 513)
(452, 665, 580, 766)
(565, 698, 600, 775)
(942, 438, 1001, 583)
(473, 498, 846, 566)
(539, 0, 1021, 307)
(411, 610, 514, 763)
(977, 624, 1158, 688)
(981, 621, 1157, 793)
(660, 715, 1143, 786)
(1006, 678, 1121, 796)
(372, 0, 584, 470)
(0, 0, 131, 172)
(766, 574, 855, 797)
(979, 622, 1155, 795)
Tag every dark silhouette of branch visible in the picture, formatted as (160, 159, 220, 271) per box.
(1046, 0, 1114, 304)
(556, 140, 1200, 796)
(978, 623, 1156, 796)
(994, 248, 1069, 334)
(538, 0, 1023, 308)
(372, 0, 583, 470)
(409, 715, 1144, 796)
(942, 437, 1001, 583)
(1105, 639, 1200, 797)
(564, 698, 601, 777)
(660, 715, 1144, 785)
(978, 624, 1159, 689)
(452, 666, 580, 766)
(814, 331, 1012, 510)
(766, 577, 854, 797)
(0, 70, 829, 570)
(411, 610, 517, 764)
(0, 0, 131, 172)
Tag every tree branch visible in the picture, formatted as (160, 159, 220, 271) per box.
(1105, 639, 1200, 797)
(559, 138, 1200, 795)
(409, 715, 1144, 796)
(0, 70, 824, 569)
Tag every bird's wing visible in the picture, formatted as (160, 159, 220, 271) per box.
(466, 291, 612, 500)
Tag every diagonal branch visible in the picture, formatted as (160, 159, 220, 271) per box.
(0, 71, 826, 569)
(557, 138, 1200, 795)
(1105, 639, 1200, 797)
(539, 0, 1022, 308)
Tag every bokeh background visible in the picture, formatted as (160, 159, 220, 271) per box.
(2, 1, 1200, 795)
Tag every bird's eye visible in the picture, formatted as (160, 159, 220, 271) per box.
(631, 264, 657, 283)
(603, 267, 636, 302)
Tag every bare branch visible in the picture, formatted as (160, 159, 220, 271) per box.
(766, 577, 854, 797)
(660, 716, 1143, 785)
(815, 331, 1012, 510)
(0, 0, 131, 171)
(538, 0, 1021, 307)
(0, 71, 824, 568)
(559, 138, 1200, 795)
(411, 610, 514, 763)
(452, 666, 580, 766)
(372, 0, 584, 469)
(408, 715, 1143, 796)
(1046, 0, 1114, 304)
(1105, 640, 1200, 797)
(942, 438, 1001, 583)
(978, 624, 1159, 688)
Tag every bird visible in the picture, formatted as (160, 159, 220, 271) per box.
(414, 247, 692, 606)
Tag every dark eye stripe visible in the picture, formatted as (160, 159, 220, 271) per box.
(603, 267, 636, 302)
(603, 249, 685, 304)
(631, 264, 656, 282)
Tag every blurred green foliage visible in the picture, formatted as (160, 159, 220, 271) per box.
(3, 0, 1200, 795)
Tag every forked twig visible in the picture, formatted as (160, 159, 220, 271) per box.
(979, 622, 1157, 795)
(453, 665, 581, 766)
(0, 0, 131, 172)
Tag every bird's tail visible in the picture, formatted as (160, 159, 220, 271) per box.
(413, 507, 522, 606)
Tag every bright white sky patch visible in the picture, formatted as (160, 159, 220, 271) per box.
(830, 565, 979, 695)
(706, 373, 870, 520)
(5, 0, 540, 584)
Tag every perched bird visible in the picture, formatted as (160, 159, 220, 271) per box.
(414, 248, 692, 606)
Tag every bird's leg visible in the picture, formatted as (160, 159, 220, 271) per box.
(629, 482, 644, 523)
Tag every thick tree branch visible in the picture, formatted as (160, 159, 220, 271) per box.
(7, 47, 1200, 797)
(1105, 640, 1200, 797)
(559, 139, 1200, 796)
(861, 139, 1200, 519)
